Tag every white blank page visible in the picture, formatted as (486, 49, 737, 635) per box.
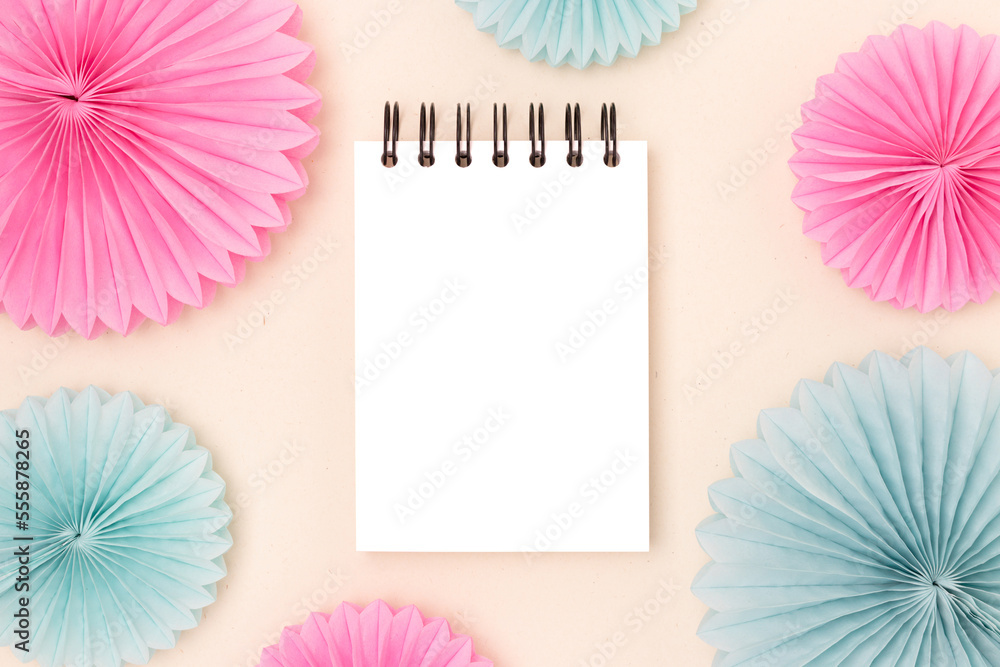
(355, 140, 648, 552)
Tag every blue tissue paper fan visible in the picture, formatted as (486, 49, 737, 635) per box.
(455, 0, 697, 68)
(694, 348, 1000, 666)
(0, 387, 232, 667)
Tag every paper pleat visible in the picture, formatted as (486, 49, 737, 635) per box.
(0, 387, 232, 667)
(259, 600, 493, 667)
(791, 22, 1000, 312)
(694, 348, 1000, 666)
(0, 0, 321, 338)
(455, 0, 696, 68)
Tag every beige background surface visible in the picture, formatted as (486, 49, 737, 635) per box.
(3, 0, 1000, 665)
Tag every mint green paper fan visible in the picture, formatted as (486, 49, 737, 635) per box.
(693, 348, 1000, 665)
(455, 0, 697, 68)
(0, 387, 232, 667)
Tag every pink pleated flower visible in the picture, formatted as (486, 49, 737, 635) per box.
(259, 601, 493, 667)
(0, 0, 320, 338)
(791, 22, 1000, 312)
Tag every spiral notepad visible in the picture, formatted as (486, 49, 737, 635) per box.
(355, 103, 649, 552)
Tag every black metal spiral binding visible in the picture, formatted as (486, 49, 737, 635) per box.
(382, 101, 399, 167)
(529, 103, 546, 168)
(418, 103, 435, 167)
(565, 103, 583, 167)
(602, 103, 619, 167)
(379, 102, 617, 168)
(456, 103, 472, 167)
(493, 103, 508, 168)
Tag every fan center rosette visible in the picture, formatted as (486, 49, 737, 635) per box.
(0, 387, 232, 667)
(0, 0, 321, 338)
(694, 348, 1000, 665)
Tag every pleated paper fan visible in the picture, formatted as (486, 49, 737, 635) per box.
(455, 0, 697, 68)
(259, 600, 493, 667)
(0, 387, 232, 667)
(693, 348, 1000, 666)
(791, 22, 1000, 312)
(0, 0, 321, 338)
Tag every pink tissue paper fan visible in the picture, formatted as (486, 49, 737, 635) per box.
(790, 22, 1000, 312)
(258, 600, 494, 667)
(0, 0, 320, 338)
